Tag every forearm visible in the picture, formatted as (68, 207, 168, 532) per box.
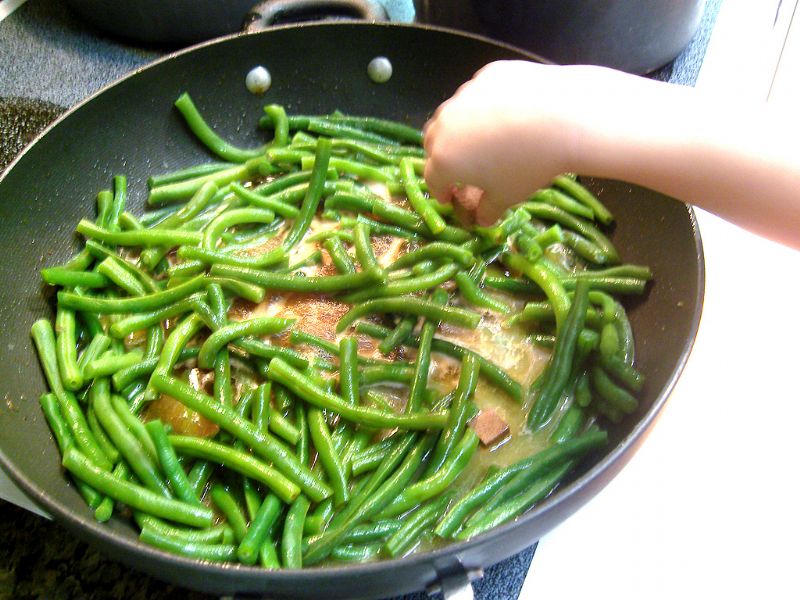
(572, 81, 800, 249)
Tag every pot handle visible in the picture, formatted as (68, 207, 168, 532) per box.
(243, 0, 387, 32)
(428, 565, 483, 600)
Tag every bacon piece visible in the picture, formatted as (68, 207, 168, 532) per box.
(470, 408, 510, 447)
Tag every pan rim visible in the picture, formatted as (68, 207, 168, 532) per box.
(0, 20, 705, 591)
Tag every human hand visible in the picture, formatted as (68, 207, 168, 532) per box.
(423, 61, 656, 225)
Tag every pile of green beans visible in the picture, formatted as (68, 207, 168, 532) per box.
(32, 93, 649, 568)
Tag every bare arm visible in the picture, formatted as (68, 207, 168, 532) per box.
(424, 61, 800, 250)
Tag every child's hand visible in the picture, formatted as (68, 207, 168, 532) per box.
(424, 61, 632, 225)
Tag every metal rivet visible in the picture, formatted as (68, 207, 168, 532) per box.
(245, 66, 272, 95)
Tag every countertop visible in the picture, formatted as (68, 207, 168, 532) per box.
(0, 0, 725, 599)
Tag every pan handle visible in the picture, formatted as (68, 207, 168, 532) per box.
(427, 564, 482, 600)
(243, 0, 387, 32)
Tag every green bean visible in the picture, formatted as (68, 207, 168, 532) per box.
(110, 392, 159, 463)
(148, 163, 254, 206)
(230, 182, 300, 218)
(599, 352, 645, 392)
(354, 321, 523, 402)
(96, 189, 112, 228)
(174, 93, 266, 162)
(252, 382, 271, 434)
(400, 157, 446, 234)
(56, 308, 83, 391)
(207, 277, 266, 304)
(302, 155, 396, 183)
(139, 526, 231, 562)
(591, 367, 638, 414)
(209, 263, 381, 293)
(59, 275, 206, 315)
(562, 276, 648, 295)
(76, 219, 202, 247)
(353, 221, 387, 283)
(238, 493, 282, 565)
(148, 162, 233, 188)
(388, 242, 474, 272)
(96, 257, 146, 297)
(342, 214, 422, 241)
(145, 420, 200, 505)
(350, 445, 389, 476)
(168, 435, 300, 504)
(197, 317, 294, 369)
(82, 241, 162, 294)
(377, 316, 416, 356)
(524, 202, 619, 263)
(306, 118, 396, 146)
(483, 276, 539, 295)
(337, 296, 479, 334)
(40, 393, 104, 508)
(435, 430, 607, 538)
(304, 434, 430, 564)
(259, 536, 281, 568)
(53, 248, 95, 272)
(32, 320, 113, 470)
(552, 174, 613, 225)
(136, 515, 227, 546)
(323, 236, 356, 275)
(201, 207, 275, 250)
(458, 462, 574, 541)
(380, 429, 478, 519)
(328, 190, 471, 243)
(340, 263, 461, 303)
(65, 446, 214, 528)
(338, 337, 360, 406)
(529, 281, 590, 429)
(210, 484, 249, 543)
(532, 188, 594, 220)
(385, 493, 452, 557)
(475, 207, 530, 246)
(308, 408, 349, 506)
(145, 313, 204, 400)
(139, 525, 237, 561)
(41, 268, 108, 289)
(152, 374, 330, 502)
(264, 104, 289, 146)
(272, 113, 422, 145)
(86, 406, 120, 465)
(340, 520, 402, 545)
(111, 347, 199, 391)
(91, 380, 168, 494)
(267, 358, 447, 430)
(502, 252, 570, 331)
(426, 354, 479, 476)
(405, 288, 447, 414)
(284, 138, 332, 249)
(455, 271, 511, 314)
(330, 543, 382, 562)
(188, 460, 215, 498)
(282, 495, 311, 568)
(84, 350, 144, 379)
(277, 249, 323, 273)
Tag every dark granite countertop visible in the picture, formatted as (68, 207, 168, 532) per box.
(0, 0, 720, 598)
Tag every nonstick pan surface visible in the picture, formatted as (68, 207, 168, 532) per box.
(0, 23, 703, 599)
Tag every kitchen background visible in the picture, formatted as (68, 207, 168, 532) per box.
(1, 0, 799, 599)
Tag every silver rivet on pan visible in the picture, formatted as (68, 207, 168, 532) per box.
(367, 56, 392, 83)
(245, 66, 272, 95)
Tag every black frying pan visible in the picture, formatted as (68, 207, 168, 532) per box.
(0, 23, 704, 599)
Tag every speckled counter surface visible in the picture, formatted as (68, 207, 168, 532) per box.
(0, 1, 720, 599)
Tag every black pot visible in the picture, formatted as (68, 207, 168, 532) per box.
(63, 0, 386, 45)
(415, 0, 707, 74)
